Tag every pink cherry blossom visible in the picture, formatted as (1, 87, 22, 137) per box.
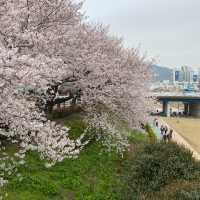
(0, 0, 152, 188)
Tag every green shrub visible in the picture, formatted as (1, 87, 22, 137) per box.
(154, 180, 200, 200)
(175, 190, 200, 200)
(118, 142, 200, 199)
(64, 116, 87, 139)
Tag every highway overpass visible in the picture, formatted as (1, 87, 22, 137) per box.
(155, 93, 200, 117)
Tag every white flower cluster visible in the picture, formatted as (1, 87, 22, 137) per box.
(0, 146, 25, 190)
(86, 112, 129, 155)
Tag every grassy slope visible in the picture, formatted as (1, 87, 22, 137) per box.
(0, 114, 147, 200)
(1, 115, 199, 199)
(2, 144, 119, 200)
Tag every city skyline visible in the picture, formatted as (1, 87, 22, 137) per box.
(83, 0, 200, 69)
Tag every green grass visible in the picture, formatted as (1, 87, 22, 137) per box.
(2, 113, 198, 200)
(0, 114, 129, 200)
(0, 143, 19, 157)
(0, 114, 149, 200)
(64, 114, 87, 140)
(1, 143, 121, 200)
(128, 130, 147, 143)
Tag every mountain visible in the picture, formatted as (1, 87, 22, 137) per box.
(151, 65, 173, 82)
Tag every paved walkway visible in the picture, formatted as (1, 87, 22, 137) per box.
(151, 125, 162, 140)
(159, 118, 200, 161)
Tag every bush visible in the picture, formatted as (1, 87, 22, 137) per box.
(155, 180, 200, 200)
(175, 190, 200, 200)
(118, 142, 200, 200)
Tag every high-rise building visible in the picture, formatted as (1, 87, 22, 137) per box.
(174, 70, 184, 82)
(173, 66, 197, 83)
(193, 74, 198, 82)
(185, 66, 194, 83)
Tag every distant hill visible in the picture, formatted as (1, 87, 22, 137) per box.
(151, 65, 173, 82)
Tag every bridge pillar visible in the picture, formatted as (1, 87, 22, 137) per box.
(189, 103, 200, 117)
(184, 103, 189, 115)
(163, 102, 170, 117)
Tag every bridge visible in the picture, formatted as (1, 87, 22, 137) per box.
(155, 93, 200, 117)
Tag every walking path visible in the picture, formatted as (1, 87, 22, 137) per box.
(159, 118, 200, 161)
(151, 125, 162, 140)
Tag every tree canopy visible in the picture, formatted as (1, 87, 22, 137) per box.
(0, 0, 152, 162)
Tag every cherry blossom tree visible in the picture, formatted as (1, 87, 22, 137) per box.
(0, 0, 152, 171)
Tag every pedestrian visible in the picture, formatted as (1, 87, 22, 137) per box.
(166, 132, 170, 142)
(168, 129, 173, 141)
(162, 126, 169, 142)
(153, 118, 157, 126)
(160, 125, 162, 134)
(155, 119, 159, 127)
(170, 108, 172, 116)
(164, 126, 168, 135)
(163, 132, 167, 142)
(160, 125, 164, 135)
(140, 122, 145, 130)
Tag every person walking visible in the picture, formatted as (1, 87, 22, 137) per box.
(163, 132, 167, 142)
(160, 125, 164, 135)
(140, 122, 145, 130)
(164, 126, 168, 135)
(162, 125, 169, 142)
(168, 129, 173, 141)
(155, 120, 159, 128)
(153, 118, 156, 126)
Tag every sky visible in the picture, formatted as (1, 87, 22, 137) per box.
(82, 0, 200, 69)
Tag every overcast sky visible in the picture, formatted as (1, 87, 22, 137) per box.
(82, 0, 200, 69)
